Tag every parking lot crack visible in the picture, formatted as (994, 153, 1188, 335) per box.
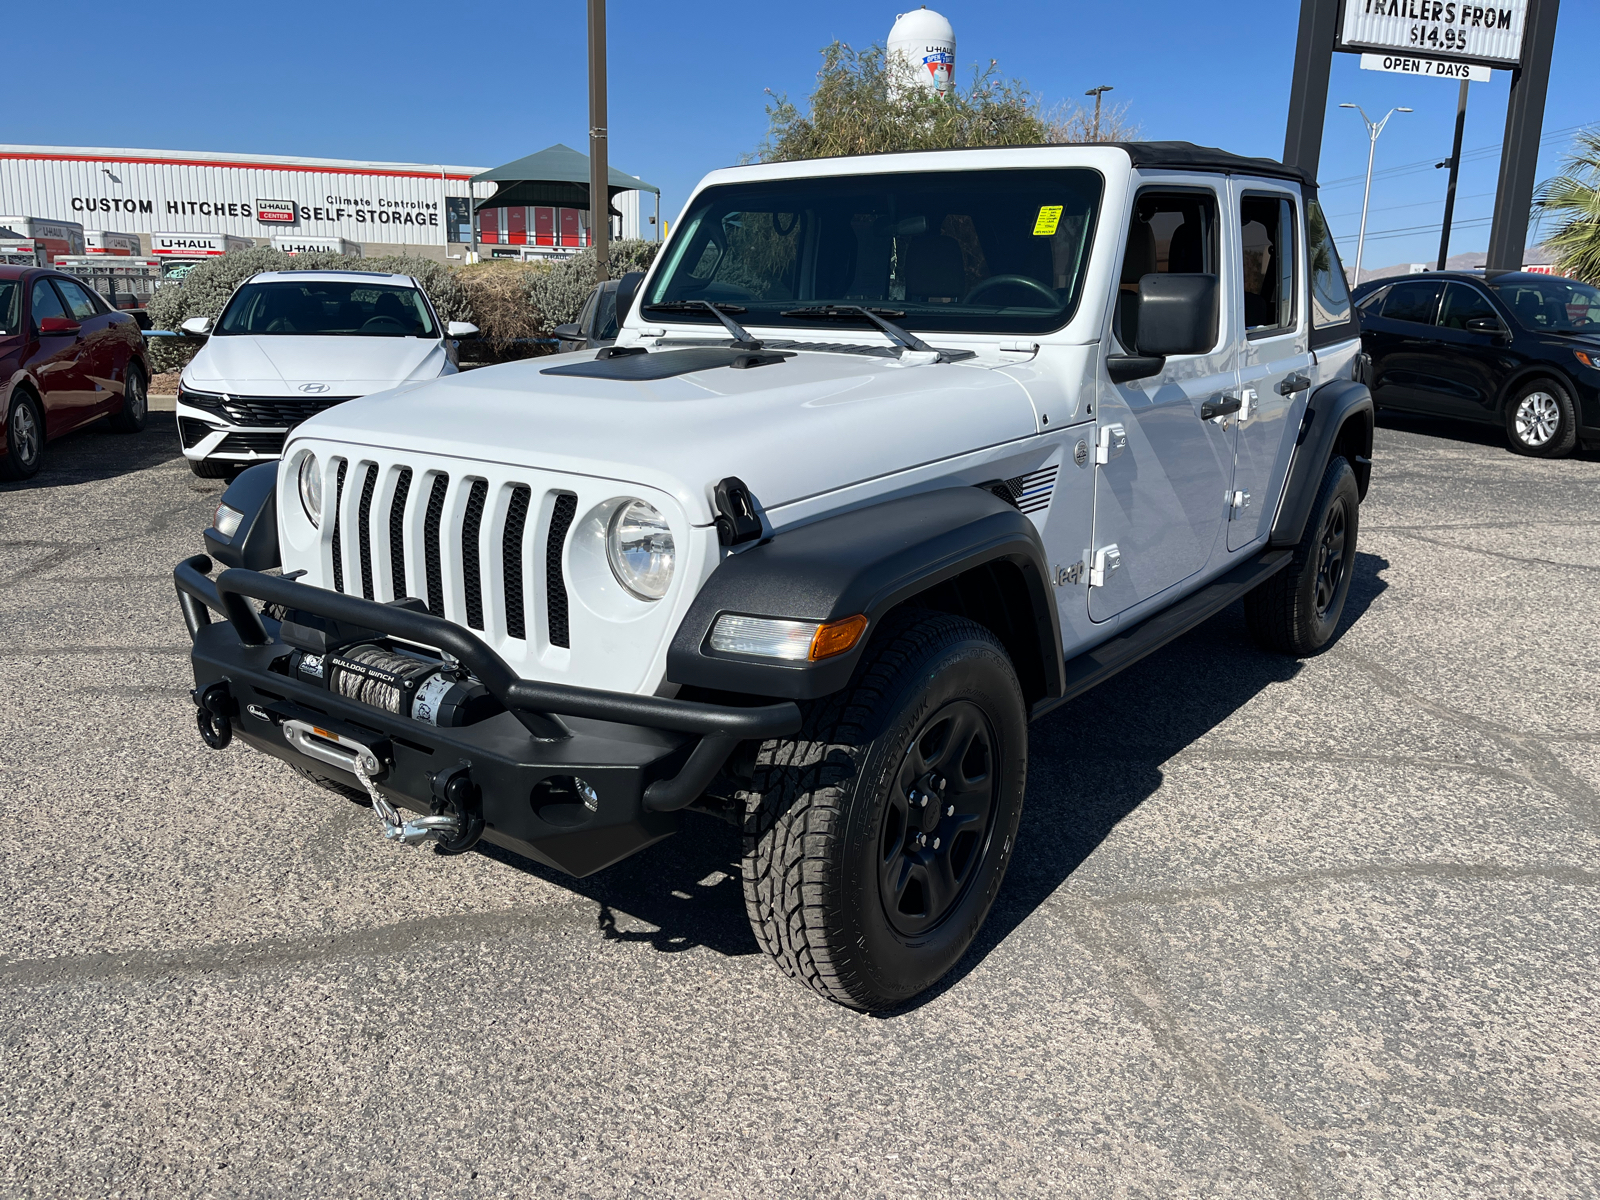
(1369, 527, 1600, 572)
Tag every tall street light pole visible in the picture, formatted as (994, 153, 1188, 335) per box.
(1339, 103, 1411, 285)
(588, 0, 609, 282)
(1085, 85, 1113, 142)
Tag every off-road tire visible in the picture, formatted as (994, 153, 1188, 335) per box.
(109, 362, 148, 433)
(1504, 378, 1579, 458)
(1244, 455, 1360, 656)
(188, 456, 233, 479)
(740, 609, 1027, 1011)
(289, 762, 370, 804)
(1, 391, 45, 481)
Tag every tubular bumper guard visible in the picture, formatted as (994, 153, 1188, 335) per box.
(174, 555, 800, 877)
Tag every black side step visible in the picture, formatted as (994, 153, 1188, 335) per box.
(1031, 549, 1292, 720)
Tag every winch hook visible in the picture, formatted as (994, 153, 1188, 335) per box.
(193, 681, 236, 750)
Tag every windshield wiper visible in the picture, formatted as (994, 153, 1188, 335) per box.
(642, 300, 761, 350)
(779, 304, 973, 362)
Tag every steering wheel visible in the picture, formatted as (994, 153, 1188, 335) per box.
(962, 274, 1058, 306)
(360, 315, 406, 332)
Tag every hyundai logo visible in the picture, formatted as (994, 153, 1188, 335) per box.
(299, 382, 331, 394)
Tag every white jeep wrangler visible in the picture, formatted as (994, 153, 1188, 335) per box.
(177, 142, 1372, 1011)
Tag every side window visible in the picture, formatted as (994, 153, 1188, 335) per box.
(30, 278, 69, 328)
(1438, 283, 1497, 330)
(1380, 280, 1443, 326)
(1114, 189, 1219, 352)
(1240, 195, 1296, 335)
(53, 278, 102, 320)
(1306, 200, 1352, 329)
(576, 289, 598, 336)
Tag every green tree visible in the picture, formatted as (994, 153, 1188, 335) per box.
(1534, 128, 1600, 285)
(759, 42, 1052, 161)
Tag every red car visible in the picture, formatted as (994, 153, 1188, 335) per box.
(0, 264, 151, 480)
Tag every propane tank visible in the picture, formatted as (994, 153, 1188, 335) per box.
(888, 7, 955, 99)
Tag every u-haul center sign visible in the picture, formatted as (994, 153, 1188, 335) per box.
(1338, 0, 1528, 67)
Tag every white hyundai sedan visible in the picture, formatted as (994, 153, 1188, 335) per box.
(175, 270, 476, 477)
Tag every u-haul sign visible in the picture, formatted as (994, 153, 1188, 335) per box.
(1338, 0, 1528, 67)
(151, 231, 253, 256)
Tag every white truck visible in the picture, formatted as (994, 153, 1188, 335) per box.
(175, 142, 1373, 1011)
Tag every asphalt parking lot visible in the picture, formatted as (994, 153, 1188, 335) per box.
(1, 412, 1597, 1199)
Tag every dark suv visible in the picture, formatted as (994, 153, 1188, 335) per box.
(1353, 270, 1600, 457)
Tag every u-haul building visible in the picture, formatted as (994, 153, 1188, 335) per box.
(0, 144, 652, 261)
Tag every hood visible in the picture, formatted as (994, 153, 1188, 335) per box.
(183, 334, 446, 395)
(292, 347, 1045, 525)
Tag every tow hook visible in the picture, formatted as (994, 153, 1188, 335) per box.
(426, 762, 485, 855)
(193, 681, 236, 750)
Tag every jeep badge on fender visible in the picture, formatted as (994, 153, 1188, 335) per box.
(173, 142, 1372, 1012)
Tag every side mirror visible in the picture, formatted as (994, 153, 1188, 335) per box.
(613, 271, 645, 327)
(180, 316, 212, 336)
(1135, 274, 1219, 357)
(552, 323, 582, 341)
(1465, 316, 1506, 336)
(1106, 273, 1219, 384)
(39, 316, 81, 335)
(446, 321, 479, 340)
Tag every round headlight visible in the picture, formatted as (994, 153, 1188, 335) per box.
(606, 500, 674, 600)
(297, 452, 322, 528)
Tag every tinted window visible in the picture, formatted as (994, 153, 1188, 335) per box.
(30, 278, 68, 326)
(216, 279, 436, 337)
(1380, 281, 1442, 325)
(53, 278, 102, 320)
(594, 286, 619, 341)
(645, 168, 1104, 335)
(1115, 189, 1219, 352)
(1438, 283, 1498, 330)
(1240, 195, 1296, 334)
(1307, 201, 1352, 329)
(1490, 277, 1600, 332)
(0, 281, 18, 335)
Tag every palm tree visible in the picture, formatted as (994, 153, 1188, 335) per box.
(1534, 128, 1600, 285)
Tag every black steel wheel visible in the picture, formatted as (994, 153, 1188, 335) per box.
(879, 701, 998, 937)
(1, 392, 45, 481)
(741, 609, 1027, 1011)
(1244, 455, 1361, 656)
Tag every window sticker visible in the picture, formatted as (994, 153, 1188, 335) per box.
(1032, 205, 1064, 236)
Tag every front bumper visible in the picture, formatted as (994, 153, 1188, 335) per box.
(174, 555, 799, 877)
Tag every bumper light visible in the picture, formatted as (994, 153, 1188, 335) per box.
(213, 503, 244, 539)
(710, 613, 868, 662)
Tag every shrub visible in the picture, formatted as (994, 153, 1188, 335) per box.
(523, 239, 663, 331)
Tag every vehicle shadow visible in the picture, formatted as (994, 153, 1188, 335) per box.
(0, 413, 190, 492)
(1377, 408, 1600, 461)
(477, 552, 1394, 1005)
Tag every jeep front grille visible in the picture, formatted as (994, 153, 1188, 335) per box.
(325, 456, 578, 652)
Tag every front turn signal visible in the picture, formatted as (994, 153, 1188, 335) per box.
(810, 614, 869, 661)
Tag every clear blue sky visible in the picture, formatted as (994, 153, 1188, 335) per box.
(9, 0, 1596, 270)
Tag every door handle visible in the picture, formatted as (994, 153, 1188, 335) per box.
(1276, 373, 1311, 396)
(1200, 395, 1241, 421)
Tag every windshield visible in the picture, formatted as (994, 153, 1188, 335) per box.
(0, 281, 17, 335)
(217, 279, 437, 337)
(645, 167, 1104, 335)
(1490, 276, 1600, 333)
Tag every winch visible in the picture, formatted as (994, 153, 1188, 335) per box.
(287, 641, 500, 727)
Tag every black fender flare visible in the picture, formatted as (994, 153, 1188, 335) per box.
(1270, 379, 1373, 549)
(666, 487, 1065, 702)
(203, 461, 281, 571)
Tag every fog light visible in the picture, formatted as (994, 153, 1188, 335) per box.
(213, 503, 244, 539)
(709, 613, 868, 661)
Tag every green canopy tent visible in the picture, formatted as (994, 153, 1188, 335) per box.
(471, 143, 661, 246)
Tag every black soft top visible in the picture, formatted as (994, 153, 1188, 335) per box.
(730, 140, 1312, 188)
(1113, 141, 1311, 187)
